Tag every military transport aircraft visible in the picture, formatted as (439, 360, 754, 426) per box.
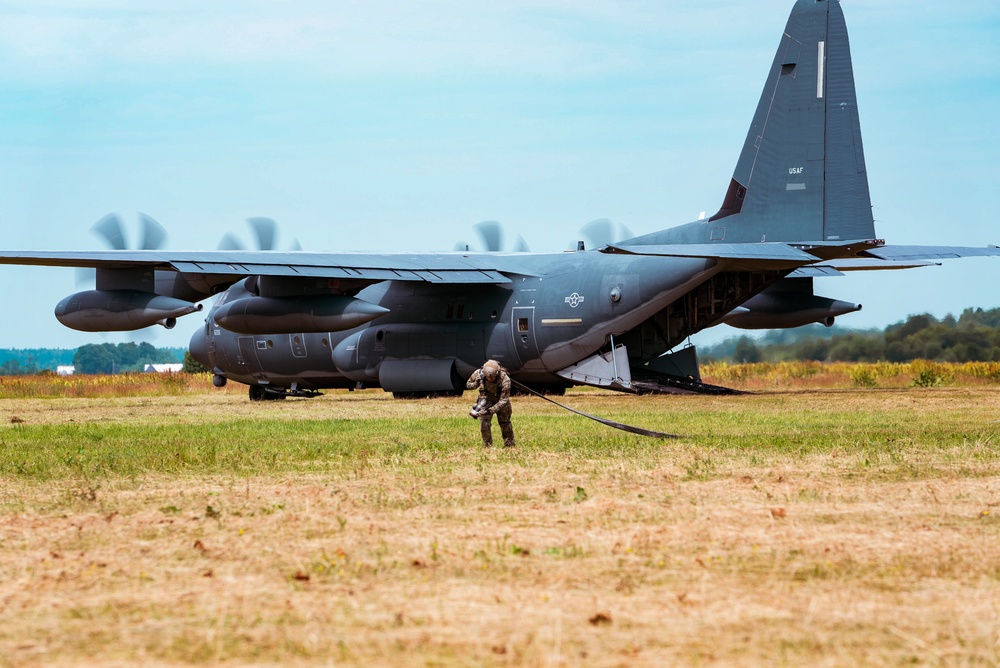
(1, 0, 997, 400)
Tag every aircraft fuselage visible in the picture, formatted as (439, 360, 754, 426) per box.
(194, 250, 722, 392)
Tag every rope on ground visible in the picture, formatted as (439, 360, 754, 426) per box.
(510, 380, 680, 439)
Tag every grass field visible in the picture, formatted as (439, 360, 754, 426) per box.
(1, 371, 998, 666)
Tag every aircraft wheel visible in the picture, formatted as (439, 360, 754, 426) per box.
(248, 385, 267, 402)
(212, 374, 227, 388)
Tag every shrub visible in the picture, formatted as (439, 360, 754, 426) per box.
(850, 367, 878, 388)
(909, 360, 953, 388)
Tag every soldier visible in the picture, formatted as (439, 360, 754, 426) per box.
(466, 359, 515, 447)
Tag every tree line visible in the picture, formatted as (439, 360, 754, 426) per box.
(705, 307, 1000, 364)
(71, 342, 183, 375)
(0, 344, 186, 375)
(0, 348, 75, 376)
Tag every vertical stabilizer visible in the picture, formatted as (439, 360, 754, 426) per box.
(632, 0, 875, 246)
(715, 0, 874, 242)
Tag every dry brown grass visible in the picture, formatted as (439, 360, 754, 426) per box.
(1, 386, 999, 666)
(701, 360, 1000, 391)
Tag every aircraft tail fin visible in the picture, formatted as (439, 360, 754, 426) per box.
(634, 0, 875, 246)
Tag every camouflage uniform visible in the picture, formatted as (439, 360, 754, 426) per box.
(466, 363, 515, 447)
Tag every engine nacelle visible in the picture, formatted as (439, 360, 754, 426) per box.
(722, 292, 861, 330)
(213, 295, 389, 334)
(55, 290, 203, 332)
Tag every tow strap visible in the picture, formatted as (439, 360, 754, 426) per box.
(510, 379, 679, 439)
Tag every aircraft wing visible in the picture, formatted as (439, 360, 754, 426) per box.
(0, 250, 540, 284)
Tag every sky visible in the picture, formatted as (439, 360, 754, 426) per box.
(0, 0, 998, 350)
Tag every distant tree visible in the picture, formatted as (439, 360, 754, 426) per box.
(826, 334, 884, 362)
(73, 344, 116, 374)
(183, 351, 209, 374)
(733, 336, 762, 363)
(0, 348, 74, 371)
(886, 314, 935, 343)
(70, 342, 183, 374)
(789, 337, 831, 362)
(884, 341, 908, 363)
(0, 359, 39, 376)
(958, 307, 1000, 329)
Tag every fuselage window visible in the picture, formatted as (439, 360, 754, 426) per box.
(518, 317, 529, 332)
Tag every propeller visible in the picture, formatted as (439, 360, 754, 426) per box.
(453, 220, 530, 252)
(91, 212, 167, 251)
(76, 212, 171, 342)
(77, 213, 168, 286)
(217, 217, 301, 251)
(575, 218, 634, 250)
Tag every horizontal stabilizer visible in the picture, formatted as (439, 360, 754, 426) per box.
(787, 258, 940, 277)
(864, 245, 1000, 262)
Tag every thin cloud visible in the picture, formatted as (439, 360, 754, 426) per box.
(0, 0, 787, 82)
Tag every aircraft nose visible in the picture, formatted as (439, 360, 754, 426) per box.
(188, 325, 211, 369)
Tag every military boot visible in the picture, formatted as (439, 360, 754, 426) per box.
(480, 418, 494, 447)
(500, 421, 515, 448)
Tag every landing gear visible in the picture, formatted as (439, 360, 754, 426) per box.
(248, 385, 287, 401)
